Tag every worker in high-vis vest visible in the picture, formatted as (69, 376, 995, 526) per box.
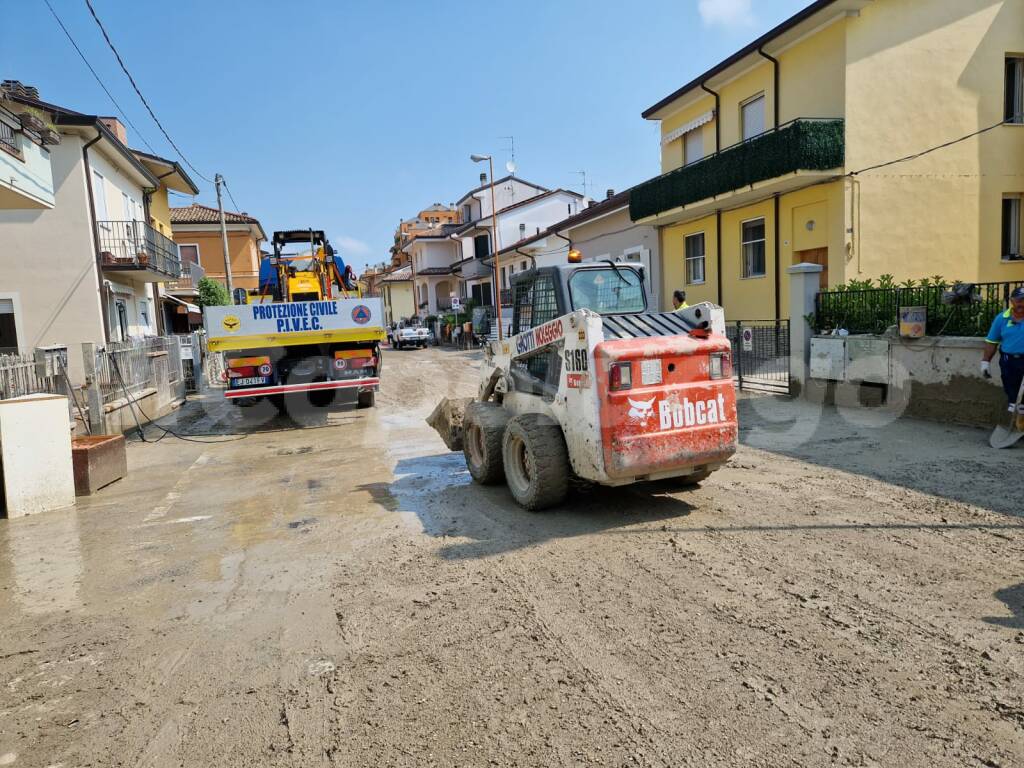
(982, 286, 1024, 423)
(672, 289, 689, 312)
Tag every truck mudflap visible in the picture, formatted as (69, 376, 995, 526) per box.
(593, 336, 737, 480)
(224, 376, 380, 399)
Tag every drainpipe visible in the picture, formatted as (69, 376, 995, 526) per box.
(82, 129, 110, 343)
(758, 46, 780, 129)
(700, 81, 720, 152)
(715, 210, 722, 306)
(773, 194, 781, 320)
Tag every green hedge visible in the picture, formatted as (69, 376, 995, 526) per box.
(630, 119, 845, 221)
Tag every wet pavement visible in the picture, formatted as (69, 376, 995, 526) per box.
(1, 345, 1023, 767)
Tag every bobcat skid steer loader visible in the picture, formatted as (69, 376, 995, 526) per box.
(428, 260, 738, 510)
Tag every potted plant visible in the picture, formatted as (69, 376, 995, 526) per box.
(17, 110, 45, 133)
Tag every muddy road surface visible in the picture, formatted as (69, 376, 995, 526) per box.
(2, 346, 1023, 767)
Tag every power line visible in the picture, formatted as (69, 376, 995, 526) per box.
(40, 0, 159, 155)
(83, 0, 214, 184)
(221, 176, 242, 214)
(848, 115, 1021, 176)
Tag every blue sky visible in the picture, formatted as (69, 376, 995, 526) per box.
(3, 0, 808, 271)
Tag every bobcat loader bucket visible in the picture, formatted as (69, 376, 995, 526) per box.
(426, 397, 473, 451)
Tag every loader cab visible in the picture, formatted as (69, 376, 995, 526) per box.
(508, 263, 648, 399)
(510, 263, 647, 335)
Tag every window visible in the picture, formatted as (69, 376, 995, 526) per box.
(685, 232, 706, 284)
(684, 129, 703, 165)
(91, 170, 109, 223)
(179, 244, 200, 264)
(569, 268, 646, 315)
(1004, 195, 1022, 259)
(521, 261, 527, 271)
(1006, 57, 1024, 124)
(463, 204, 472, 222)
(474, 233, 490, 258)
(501, 266, 507, 288)
(139, 299, 150, 330)
(0, 298, 18, 354)
(741, 219, 767, 278)
(741, 93, 766, 141)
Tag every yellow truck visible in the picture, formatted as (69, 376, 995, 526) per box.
(203, 230, 385, 408)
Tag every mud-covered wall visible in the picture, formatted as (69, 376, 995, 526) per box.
(836, 334, 1009, 427)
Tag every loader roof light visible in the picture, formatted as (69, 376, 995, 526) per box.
(567, 248, 582, 263)
(609, 361, 632, 391)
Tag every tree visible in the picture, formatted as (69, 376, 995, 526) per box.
(197, 277, 231, 308)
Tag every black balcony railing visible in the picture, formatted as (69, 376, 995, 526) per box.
(97, 220, 182, 279)
(630, 118, 845, 221)
(815, 280, 1024, 336)
(0, 120, 19, 158)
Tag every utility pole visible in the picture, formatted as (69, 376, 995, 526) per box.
(214, 173, 234, 296)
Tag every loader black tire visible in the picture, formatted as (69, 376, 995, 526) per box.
(502, 414, 569, 511)
(463, 401, 509, 485)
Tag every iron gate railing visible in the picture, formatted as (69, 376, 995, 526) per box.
(725, 319, 791, 394)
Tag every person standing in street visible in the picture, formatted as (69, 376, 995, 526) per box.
(982, 286, 1024, 425)
(672, 290, 689, 312)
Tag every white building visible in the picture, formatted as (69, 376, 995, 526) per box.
(401, 175, 587, 316)
(0, 92, 188, 377)
(487, 188, 663, 311)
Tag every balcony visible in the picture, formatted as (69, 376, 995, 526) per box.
(97, 220, 183, 282)
(0, 106, 56, 209)
(630, 118, 844, 223)
(164, 261, 205, 294)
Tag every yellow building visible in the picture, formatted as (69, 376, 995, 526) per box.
(380, 266, 415, 325)
(634, 0, 1024, 320)
(169, 203, 267, 291)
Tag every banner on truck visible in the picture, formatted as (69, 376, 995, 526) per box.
(204, 298, 384, 338)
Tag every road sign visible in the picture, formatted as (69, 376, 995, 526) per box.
(451, 297, 462, 310)
(741, 328, 753, 352)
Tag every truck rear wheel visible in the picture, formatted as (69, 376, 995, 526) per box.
(463, 401, 509, 485)
(357, 390, 375, 409)
(502, 414, 569, 511)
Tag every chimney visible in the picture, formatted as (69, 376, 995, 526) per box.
(479, 172, 488, 185)
(99, 117, 127, 144)
(606, 188, 615, 200)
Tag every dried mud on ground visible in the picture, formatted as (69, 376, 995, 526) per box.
(1, 347, 1023, 767)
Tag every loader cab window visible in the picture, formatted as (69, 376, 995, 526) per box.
(568, 267, 646, 315)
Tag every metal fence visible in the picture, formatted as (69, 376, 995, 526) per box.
(95, 336, 183, 405)
(0, 352, 66, 400)
(815, 280, 1024, 336)
(725, 319, 791, 394)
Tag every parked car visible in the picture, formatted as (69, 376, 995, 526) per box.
(389, 320, 429, 350)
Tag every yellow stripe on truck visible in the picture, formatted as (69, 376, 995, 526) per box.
(207, 327, 386, 352)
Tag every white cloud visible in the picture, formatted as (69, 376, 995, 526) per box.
(333, 235, 372, 256)
(698, 0, 756, 28)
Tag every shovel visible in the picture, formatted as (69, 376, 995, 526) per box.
(990, 375, 1024, 449)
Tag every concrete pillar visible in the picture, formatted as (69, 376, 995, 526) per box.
(787, 263, 824, 394)
(81, 342, 105, 434)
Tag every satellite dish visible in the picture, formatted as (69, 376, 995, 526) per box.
(506, 160, 517, 174)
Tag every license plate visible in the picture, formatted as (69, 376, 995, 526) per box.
(230, 376, 269, 388)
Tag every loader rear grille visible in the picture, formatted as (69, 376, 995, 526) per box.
(601, 312, 697, 340)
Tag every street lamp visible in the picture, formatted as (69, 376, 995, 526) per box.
(470, 153, 503, 340)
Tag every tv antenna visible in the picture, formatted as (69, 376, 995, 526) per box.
(500, 135, 516, 175)
(572, 170, 591, 197)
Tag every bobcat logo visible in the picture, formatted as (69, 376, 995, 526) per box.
(627, 397, 656, 425)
